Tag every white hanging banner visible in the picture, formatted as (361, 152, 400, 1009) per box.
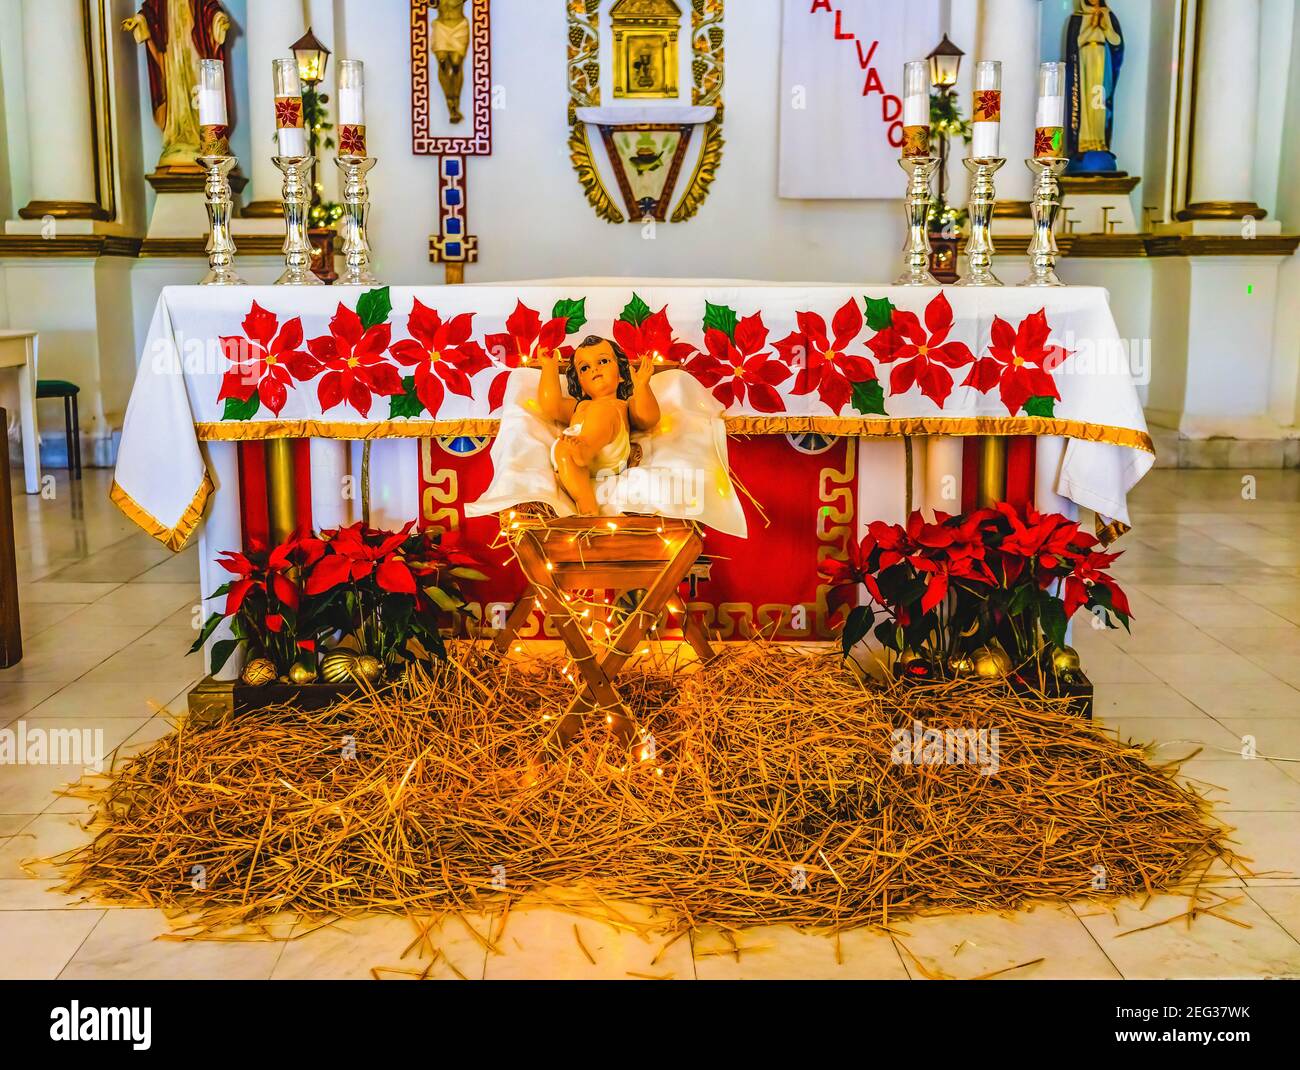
(779, 0, 942, 199)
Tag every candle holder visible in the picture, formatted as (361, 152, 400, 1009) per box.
(959, 157, 1005, 287)
(1024, 156, 1070, 287)
(196, 155, 244, 286)
(895, 156, 941, 286)
(273, 155, 322, 286)
(335, 155, 379, 286)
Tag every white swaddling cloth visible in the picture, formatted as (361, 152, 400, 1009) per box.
(465, 368, 748, 537)
(549, 414, 632, 476)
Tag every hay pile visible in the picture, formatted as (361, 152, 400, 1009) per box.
(51, 644, 1236, 934)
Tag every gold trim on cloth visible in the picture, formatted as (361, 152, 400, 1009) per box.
(196, 419, 502, 441)
(110, 473, 214, 552)
(1095, 516, 1131, 546)
(194, 415, 1155, 454)
(721, 416, 1156, 455)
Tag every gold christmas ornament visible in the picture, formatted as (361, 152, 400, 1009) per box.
(320, 650, 360, 685)
(1050, 645, 1082, 674)
(948, 653, 976, 677)
(288, 663, 318, 685)
(241, 658, 276, 687)
(355, 655, 384, 684)
(972, 646, 1012, 679)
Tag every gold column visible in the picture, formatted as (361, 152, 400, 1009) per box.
(265, 438, 299, 543)
(978, 435, 1007, 507)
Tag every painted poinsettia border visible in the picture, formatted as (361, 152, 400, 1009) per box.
(214, 288, 1072, 422)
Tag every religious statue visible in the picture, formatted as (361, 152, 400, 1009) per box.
(1064, 0, 1124, 173)
(123, 0, 231, 172)
(434, 0, 471, 124)
(538, 337, 659, 516)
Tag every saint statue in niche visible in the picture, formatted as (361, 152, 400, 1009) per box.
(434, 0, 471, 124)
(1064, 0, 1124, 173)
(123, 0, 231, 172)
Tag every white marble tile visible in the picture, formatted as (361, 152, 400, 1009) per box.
(0, 909, 106, 979)
(58, 908, 285, 980)
(1073, 892, 1300, 979)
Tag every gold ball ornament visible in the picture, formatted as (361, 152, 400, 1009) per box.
(1050, 645, 1082, 674)
(288, 663, 318, 685)
(355, 655, 384, 684)
(241, 657, 277, 687)
(948, 653, 976, 677)
(972, 646, 1012, 679)
(320, 650, 360, 685)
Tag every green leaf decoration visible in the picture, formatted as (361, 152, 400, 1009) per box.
(702, 301, 738, 340)
(842, 604, 874, 657)
(1023, 395, 1055, 418)
(210, 638, 239, 676)
(222, 394, 260, 421)
(620, 293, 652, 327)
(850, 379, 887, 416)
(552, 297, 587, 334)
(864, 296, 896, 331)
(389, 375, 425, 419)
(357, 285, 392, 329)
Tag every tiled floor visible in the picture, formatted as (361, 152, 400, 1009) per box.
(1, 467, 1299, 980)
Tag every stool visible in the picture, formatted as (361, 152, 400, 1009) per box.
(36, 379, 80, 479)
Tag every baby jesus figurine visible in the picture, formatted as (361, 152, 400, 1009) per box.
(537, 335, 659, 515)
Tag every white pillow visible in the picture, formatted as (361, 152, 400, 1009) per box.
(464, 368, 748, 538)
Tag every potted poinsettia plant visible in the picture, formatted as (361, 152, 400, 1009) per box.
(304, 520, 485, 668)
(820, 503, 1131, 698)
(189, 536, 336, 677)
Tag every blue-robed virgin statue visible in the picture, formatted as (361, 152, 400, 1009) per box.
(1065, 0, 1124, 173)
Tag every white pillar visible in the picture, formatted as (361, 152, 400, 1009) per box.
(309, 439, 352, 529)
(1181, 0, 1265, 218)
(245, 0, 307, 210)
(924, 437, 965, 518)
(198, 442, 244, 680)
(976, 0, 1040, 203)
(17, 0, 99, 216)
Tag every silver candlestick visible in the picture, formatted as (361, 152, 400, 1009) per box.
(959, 157, 1006, 287)
(196, 155, 243, 286)
(894, 155, 941, 286)
(1024, 156, 1070, 286)
(335, 155, 379, 286)
(272, 155, 321, 286)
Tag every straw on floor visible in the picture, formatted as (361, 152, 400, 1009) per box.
(50, 643, 1239, 936)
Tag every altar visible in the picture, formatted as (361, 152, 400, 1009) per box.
(113, 280, 1153, 676)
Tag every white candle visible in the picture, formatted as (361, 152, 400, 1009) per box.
(338, 60, 365, 125)
(971, 60, 1002, 159)
(273, 57, 308, 158)
(901, 59, 929, 157)
(198, 59, 227, 125)
(1034, 61, 1066, 157)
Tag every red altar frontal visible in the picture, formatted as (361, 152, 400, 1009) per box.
(417, 432, 859, 642)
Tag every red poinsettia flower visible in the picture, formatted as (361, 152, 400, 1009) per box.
(683, 312, 789, 412)
(389, 300, 490, 416)
(774, 298, 877, 414)
(484, 301, 571, 411)
(1063, 548, 1130, 622)
(307, 303, 402, 417)
(275, 97, 303, 127)
(612, 307, 697, 366)
(217, 303, 320, 416)
(962, 309, 1070, 415)
(218, 535, 324, 617)
(304, 521, 417, 596)
(866, 292, 976, 407)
